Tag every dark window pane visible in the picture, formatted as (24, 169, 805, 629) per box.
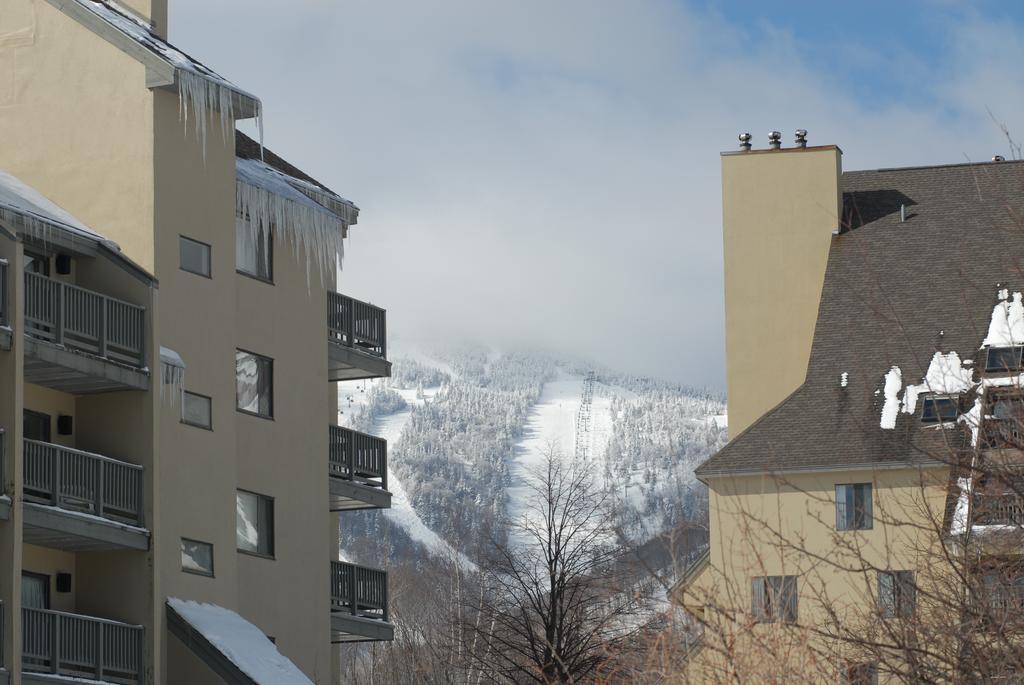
(24, 252, 49, 277)
(781, 575, 798, 622)
(180, 236, 211, 277)
(880, 570, 915, 618)
(921, 397, 958, 423)
(986, 346, 1024, 372)
(23, 410, 51, 443)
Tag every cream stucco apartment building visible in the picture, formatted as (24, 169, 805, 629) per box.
(0, 1, 394, 683)
(673, 133, 1024, 682)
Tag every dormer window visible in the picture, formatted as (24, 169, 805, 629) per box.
(986, 346, 1024, 373)
(921, 396, 959, 423)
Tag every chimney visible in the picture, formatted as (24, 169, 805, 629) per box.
(768, 130, 782, 150)
(794, 129, 808, 148)
(116, 0, 169, 39)
(720, 137, 842, 437)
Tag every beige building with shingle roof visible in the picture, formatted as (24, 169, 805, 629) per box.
(0, 1, 393, 683)
(674, 133, 1024, 682)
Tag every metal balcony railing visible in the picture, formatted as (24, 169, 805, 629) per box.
(327, 292, 386, 359)
(22, 607, 143, 684)
(329, 426, 387, 490)
(24, 272, 145, 368)
(974, 494, 1024, 526)
(330, 561, 389, 622)
(24, 439, 144, 528)
(0, 258, 8, 327)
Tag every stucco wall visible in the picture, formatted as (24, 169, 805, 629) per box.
(721, 146, 841, 438)
(686, 465, 951, 681)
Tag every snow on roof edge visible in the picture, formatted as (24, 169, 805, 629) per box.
(167, 598, 314, 685)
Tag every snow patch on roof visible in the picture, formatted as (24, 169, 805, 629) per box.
(983, 290, 1024, 347)
(880, 366, 902, 429)
(902, 351, 976, 415)
(167, 598, 313, 685)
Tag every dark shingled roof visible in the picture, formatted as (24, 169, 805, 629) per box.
(696, 159, 1024, 478)
(235, 131, 340, 199)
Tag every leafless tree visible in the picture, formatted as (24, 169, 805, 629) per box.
(463, 446, 649, 684)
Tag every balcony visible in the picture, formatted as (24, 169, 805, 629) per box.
(0, 258, 10, 351)
(21, 608, 143, 685)
(327, 292, 390, 381)
(330, 561, 393, 642)
(23, 439, 149, 552)
(24, 273, 148, 393)
(974, 494, 1024, 526)
(329, 426, 391, 510)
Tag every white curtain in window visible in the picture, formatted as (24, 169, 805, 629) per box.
(21, 574, 47, 609)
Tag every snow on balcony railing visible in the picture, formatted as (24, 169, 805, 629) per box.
(327, 292, 386, 360)
(22, 607, 143, 684)
(24, 439, 145, 528)
(329, 426, 387, 491)
(330, 561, 389, 623)
(24, 272, 146, 368)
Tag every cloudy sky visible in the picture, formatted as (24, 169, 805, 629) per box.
(173, 0, 1024, 390)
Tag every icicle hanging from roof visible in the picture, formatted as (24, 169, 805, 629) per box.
(178, 70, 262, 161)
(235, 158, 346, 287)
(160, 346, 186, 405)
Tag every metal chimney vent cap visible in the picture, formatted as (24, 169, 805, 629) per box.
(768, 130, 782, 149)
(738, 132, 752, 151)
(993, 155, 1006, 162)
(794, 129, 808, 148)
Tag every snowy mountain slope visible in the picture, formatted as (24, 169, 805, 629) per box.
(337, 342, 725, 569)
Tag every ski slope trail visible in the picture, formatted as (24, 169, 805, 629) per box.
(369, 388, 476, 570)
(506, 370, 620, 546)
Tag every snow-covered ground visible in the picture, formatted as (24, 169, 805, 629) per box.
(505, 370, 642, 546)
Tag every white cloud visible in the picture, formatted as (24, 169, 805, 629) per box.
(171, 0, 1024, 388)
